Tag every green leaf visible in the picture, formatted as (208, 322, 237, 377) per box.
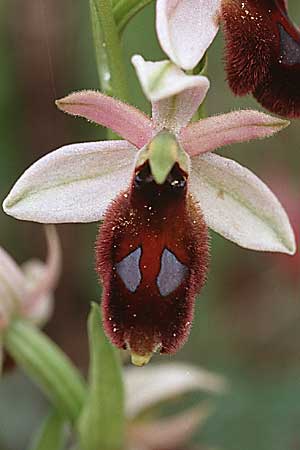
(79, 303, 125, 450)
(3, 319, 86, 422)
(29, 410, 66, 450)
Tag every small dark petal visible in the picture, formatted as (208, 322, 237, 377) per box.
(221, 0, 300, 117)
(96, 163, 209, 359)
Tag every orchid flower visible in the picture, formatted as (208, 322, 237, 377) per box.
(2, 58, 296, 365)
(156, 0, 300, 118)
(0, 226, 61, 374)
(125, 362, 226, 450)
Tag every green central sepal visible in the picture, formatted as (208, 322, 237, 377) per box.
(136, 130, 190, 184)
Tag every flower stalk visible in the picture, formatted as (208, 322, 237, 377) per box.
(89, 0, 128, 102)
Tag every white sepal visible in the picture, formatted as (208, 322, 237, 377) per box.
(190, 153, 296, 254)
(3, 141, 135, 223)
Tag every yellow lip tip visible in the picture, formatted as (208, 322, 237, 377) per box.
(131, 352, 152, 367)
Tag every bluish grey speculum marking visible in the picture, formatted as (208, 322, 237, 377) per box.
(278, 23, 300, 65)
(116, 247, 142, 292)
(157, 248, 188, 297)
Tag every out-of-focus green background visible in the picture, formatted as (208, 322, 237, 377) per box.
(0, 2, 299, 449)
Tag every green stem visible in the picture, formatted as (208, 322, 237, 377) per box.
(113, 0, 154, 33)
(89, 0, 129, 102)
(79, 304, 124, 450)
(4, 320, 86, 423)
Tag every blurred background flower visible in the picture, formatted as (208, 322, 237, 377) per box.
(0, 226, 60, 375)
(125, 362, 226, 450)
(0, 1, 299, 450)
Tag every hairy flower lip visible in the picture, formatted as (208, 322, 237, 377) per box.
(97, 167, 209, 359)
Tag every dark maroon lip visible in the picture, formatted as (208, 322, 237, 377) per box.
(95, 161, 209, 360)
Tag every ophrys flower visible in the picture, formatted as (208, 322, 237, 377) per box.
(2, 59, 295, 364)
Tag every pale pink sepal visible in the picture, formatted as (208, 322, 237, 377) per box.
(125, 362, 225, 419)
(190, 153, 296, 254)
(132, 55, 209, 131)
(156, 0, 221, 70)
(3, 141, 135, 223)
(22, 226, 61, 326)
(181, 110, 290, 156)
(56, 90, 154, 149)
